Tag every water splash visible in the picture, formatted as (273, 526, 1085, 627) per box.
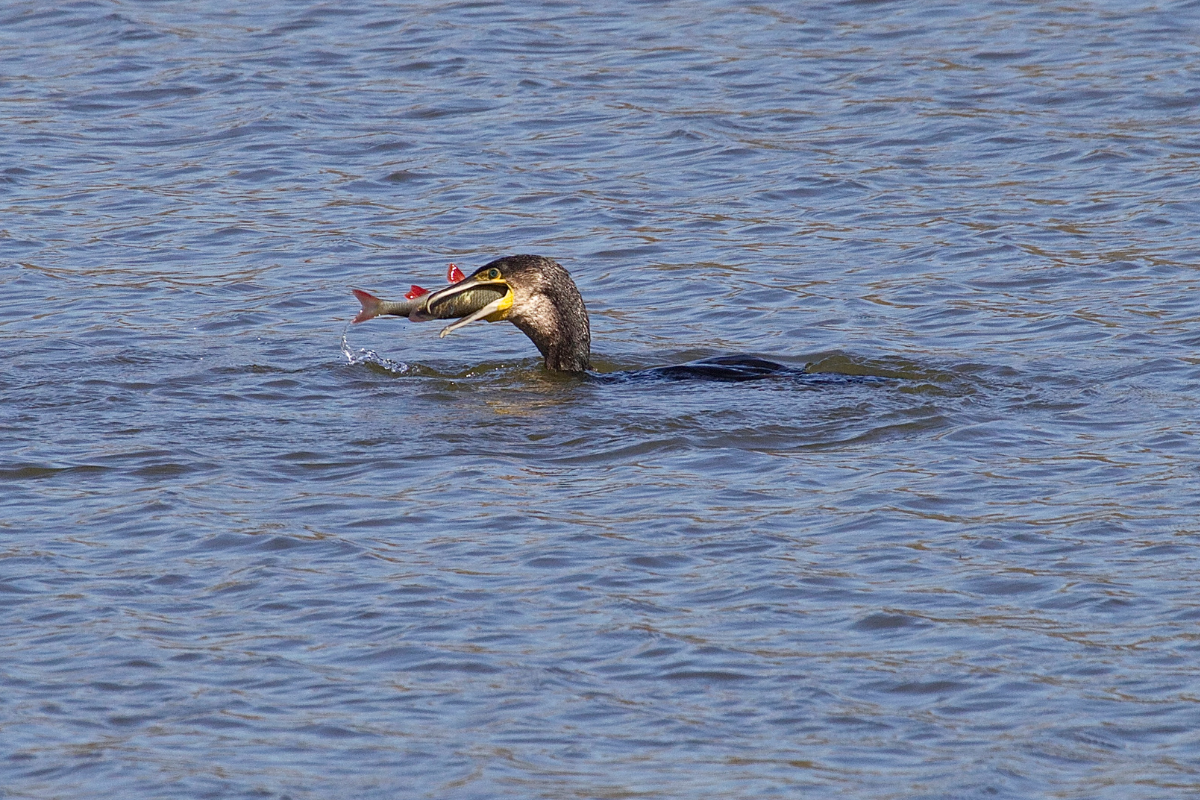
(341, 323, 410, 374)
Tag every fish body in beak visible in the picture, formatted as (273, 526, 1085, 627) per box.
(414, 269, 514, 338)
(351, 282, 506, 326)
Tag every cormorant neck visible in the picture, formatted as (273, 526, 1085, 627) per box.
(512, 305, 591, 372)
(505, 258, 591, 373)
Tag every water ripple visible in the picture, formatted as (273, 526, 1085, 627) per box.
(4, 1, 1200, 798)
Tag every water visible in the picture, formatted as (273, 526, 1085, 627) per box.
(3, 1, 1200, 797)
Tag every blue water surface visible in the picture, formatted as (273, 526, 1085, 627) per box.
(3, 2, 1200, 798)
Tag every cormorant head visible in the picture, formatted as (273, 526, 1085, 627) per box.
(421, 255, 591, 373)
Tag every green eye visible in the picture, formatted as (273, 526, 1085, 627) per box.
(487, 268, 501, 280)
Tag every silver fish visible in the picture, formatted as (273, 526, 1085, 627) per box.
(413, 286, 508, 322)
(352, 285, 505, 324)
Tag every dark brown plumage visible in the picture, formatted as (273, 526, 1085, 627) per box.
(490, 255, 591, 373)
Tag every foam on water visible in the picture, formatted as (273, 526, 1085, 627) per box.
(340, 323, 410, 375)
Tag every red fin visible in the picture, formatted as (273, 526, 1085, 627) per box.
(447, 263, 465, 283)
(352, 289, 381, 324)
(405, 285, 429, 299)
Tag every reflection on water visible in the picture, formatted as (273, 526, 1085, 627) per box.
(3, 1, 1200, 798)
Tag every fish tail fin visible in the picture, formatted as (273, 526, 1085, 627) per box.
(352, 289, 382, 323)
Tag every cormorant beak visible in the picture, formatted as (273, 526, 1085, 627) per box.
(420, 273, 514, 338)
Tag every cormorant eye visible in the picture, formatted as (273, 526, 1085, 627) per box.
(487, 268, 501, 280)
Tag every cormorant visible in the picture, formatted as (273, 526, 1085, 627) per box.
(353, 254, 790, 380)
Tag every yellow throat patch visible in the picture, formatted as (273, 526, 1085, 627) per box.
(484, 288, 514, 322)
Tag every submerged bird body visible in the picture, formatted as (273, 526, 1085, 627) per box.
(353, 254, 791, 379)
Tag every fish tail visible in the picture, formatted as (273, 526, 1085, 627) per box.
(352, 289, 382, 323)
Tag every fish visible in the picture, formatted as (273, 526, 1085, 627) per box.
(351, 285, 506, 324)
(351, 288, 420, 323)
(410, 286, 508, 322)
